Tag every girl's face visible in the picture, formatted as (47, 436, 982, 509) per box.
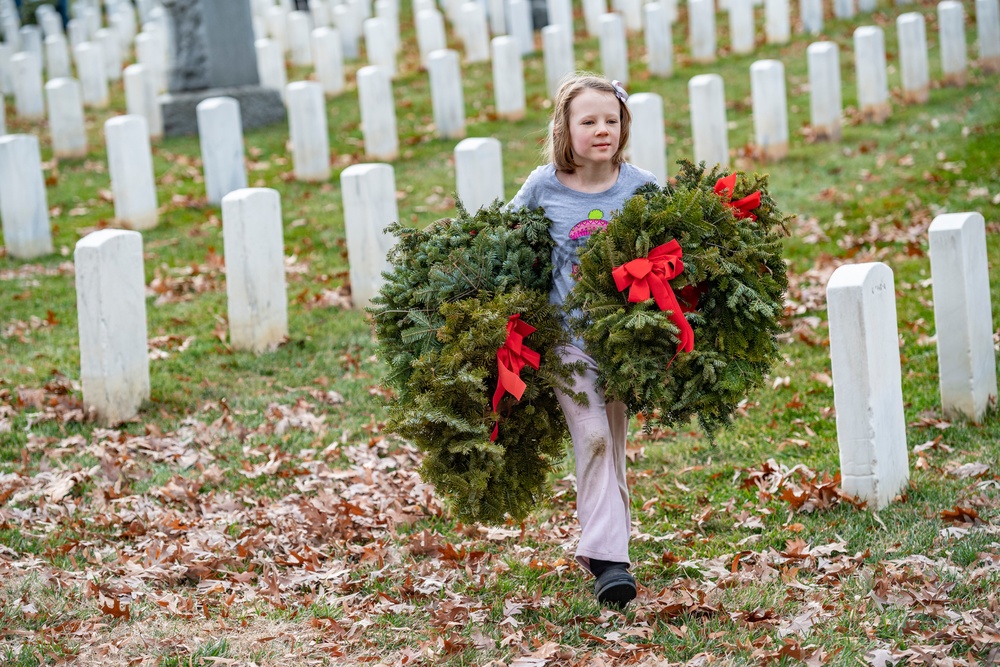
(566, 88, 622, 169)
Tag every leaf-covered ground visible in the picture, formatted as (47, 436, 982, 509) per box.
(3, 384, 1000, 665)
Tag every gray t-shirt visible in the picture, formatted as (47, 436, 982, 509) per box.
(507, 162, 657, 345)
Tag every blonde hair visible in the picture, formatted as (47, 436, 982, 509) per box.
(547, 74, 632, 173)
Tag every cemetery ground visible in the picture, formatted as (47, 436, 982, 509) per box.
(3, 3, 1000, 666)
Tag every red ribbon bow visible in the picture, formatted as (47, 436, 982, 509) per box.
(490, 314, 541, 442)
(611, 240, 695, 355)
(714, 174, 761, 221)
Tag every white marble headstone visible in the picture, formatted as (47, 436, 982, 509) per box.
(197, 97, 248, 204)
(287, 10, 315, 66)
(620, 0, 643, 32)
(123, 63, 164, 140)
(95, 27, 122, 81)
(627, 93, 667, 185)
(312, 27, 346, 96)
(416, 9, 446, 68)
(105, 115, 159, 230)
(938, 1, 967, 86)
(644, 2, 673, 77)
(363, 17, 396, 77)
(333, 4, 361, 60)
(44, 34, 72, 80)
(375, 0, 400, 53)
(827, 262, 909, 509)
(800, 0, 822, 34)
(12, 52, 45, 120)
(582, 0, 607, 36)
(765, 0, 790, 44)
(0, 43, 13, 95)
(19, 25, 45, 70)
(807, 42, 842, 141)
(46, 78, 88, 158)
(357, 65, 399, 160)
(340, 163, 397, 310)
(689, 0, 717, 62)
(897, 12, 929, 103)
(854, 26, 890, 122)
(75, 42, 109, 108)
(134, 31, 165, 93)
(834, 0, 855, 19)
(688, 73, 729, 168)
(729, 0, 755, 55)
(427, 49, 466, 139)
(255, 38, 288, 103)
(598, 12, 628, 84)
(509, 0, 535, 55)
(0, 134, 52, 259)
(455, 137, 504, 212)
(221, 188, 289, 353)
(491, 36, 526, 120)
(75, 229, 150, 426)
(929, 212, 998, 422)
(542, 24, 574, 99)
(977, 0, 1000, 73)
(461, 2, 490, 63)
(750, 59, 789, 160)
(286, 80, 331, 181)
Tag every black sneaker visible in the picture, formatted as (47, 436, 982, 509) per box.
(594, 564, 637, 607)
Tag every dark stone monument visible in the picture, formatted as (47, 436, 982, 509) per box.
(159, 0, 285, 137)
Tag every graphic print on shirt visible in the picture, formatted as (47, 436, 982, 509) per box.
(555, 209, 609, 282)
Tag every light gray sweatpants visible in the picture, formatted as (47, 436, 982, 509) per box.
(554, 345, 631, 574)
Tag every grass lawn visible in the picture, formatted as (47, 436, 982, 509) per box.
(2, 0, 1000, 664)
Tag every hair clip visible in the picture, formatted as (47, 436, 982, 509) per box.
(611, 80, 629, 103)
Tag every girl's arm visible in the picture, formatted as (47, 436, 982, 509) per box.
(505, 166, 544, 212)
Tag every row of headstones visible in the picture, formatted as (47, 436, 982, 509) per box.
(0, 0, 171, 114)
(691, 1, 1000, 169)
(12, 0, 956, 198)
(0, 55, 163, 153)
(828, 213, 997, 508)
(70, 159, 396, 425)
(0, 0, 168, 79)
(253, 0, 399, 65)
(25, 0, 972, 248)
(265, 9, 1000, 193)
(0, 90, 252, 260)
(66, 163, 998, 513)
(249, 0, 1000, 88)
(0, 115, 155, 260)
(4, 1, 996, 243)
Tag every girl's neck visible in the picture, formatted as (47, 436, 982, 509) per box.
(556, 162, 621, 193)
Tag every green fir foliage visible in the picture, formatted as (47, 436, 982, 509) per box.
(371, 201, 555, 399)
(566, 161, 789, 438)
(370, 202, 579, 524)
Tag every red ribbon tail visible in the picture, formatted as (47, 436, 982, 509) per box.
(497, 360, 527, 402)
(677, 322, 695, 352)
(490, 421, 500, 442)
(648, 274, 673, 312)
(491, 379, 505, 414)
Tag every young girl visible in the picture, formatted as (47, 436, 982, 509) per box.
(507, 75, 656, 606)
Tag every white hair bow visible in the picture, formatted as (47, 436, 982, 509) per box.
(611, 80, 629, 103)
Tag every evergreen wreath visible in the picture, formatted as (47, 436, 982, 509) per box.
(565, 161, 789, 438)
(370, 201, 580, 525)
